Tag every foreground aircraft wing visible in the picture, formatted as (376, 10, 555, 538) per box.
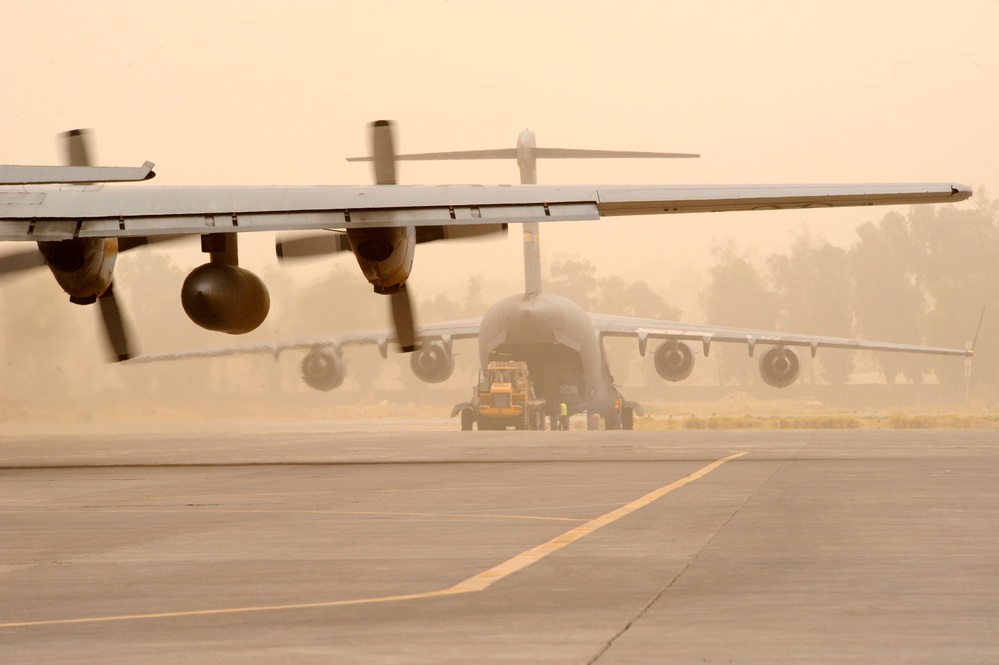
(0, 182, 971, 241)
(591, 313, 972, 358)
(125, 318, 483, 363)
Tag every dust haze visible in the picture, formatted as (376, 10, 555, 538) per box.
(2, 1, 998, 426)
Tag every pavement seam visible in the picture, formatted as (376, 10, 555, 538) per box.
(587, 449, 789, 664)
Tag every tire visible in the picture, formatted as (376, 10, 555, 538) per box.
(461, 408, 474, 431)
(622, 407, 634, 431)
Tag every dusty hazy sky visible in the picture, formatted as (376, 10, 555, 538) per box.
(3, 0, 997, 302)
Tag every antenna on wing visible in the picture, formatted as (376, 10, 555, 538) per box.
(350, 130, 699, 295)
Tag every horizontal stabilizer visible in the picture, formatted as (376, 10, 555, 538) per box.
(348, 148, 698, 162)
(348, 149, 518, 162)
(533, 148, 699, 159)
(0, 161, 155, 185)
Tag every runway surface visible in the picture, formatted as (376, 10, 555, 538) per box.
(2, 424, 997, 663)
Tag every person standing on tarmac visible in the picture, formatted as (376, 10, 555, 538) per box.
(559, 402, 569, 431)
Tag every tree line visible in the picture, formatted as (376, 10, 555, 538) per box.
(698, 197, 995, 391)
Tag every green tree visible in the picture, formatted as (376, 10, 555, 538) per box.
(849, 212, 929, 384)
(545, 259, 599, 308)
(768, 233, 854, 384)
(702, 243, 778, 385)
(596, 275, 680, 321)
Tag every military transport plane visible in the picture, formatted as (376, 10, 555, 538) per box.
(0, 121, 973, 364)
(127, 128, 974, 429)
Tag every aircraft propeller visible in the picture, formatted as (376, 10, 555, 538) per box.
(275, 120, 420, 352)
(64, 130, 140, 361)
(0, 251, 46, 274)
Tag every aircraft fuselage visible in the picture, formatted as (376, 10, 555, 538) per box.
(478, 292, 621, 422)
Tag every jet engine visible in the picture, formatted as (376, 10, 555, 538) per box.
(181, 263, 270, 334)
(301, 347, 345, 391)
(654, 341, 695, 382)
(410, 341, 454, 383)
(759, 346, 800, 388)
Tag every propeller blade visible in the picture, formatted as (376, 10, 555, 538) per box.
(390, 284, 418, 353)
(276, 233, 352, 260)
(61, 129, 93, 167)
(371, 120, 397, 185)
(97, 282, 136, 362)
(117, 235, 187, 252)
(0, 250, 46, 275)
(415, 223, 508, 244)
(368, 120, 415, 351)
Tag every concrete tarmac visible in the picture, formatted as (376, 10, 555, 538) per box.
(1, 424, 997, 663)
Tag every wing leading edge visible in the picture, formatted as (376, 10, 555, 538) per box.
(0, 182, 971, 242)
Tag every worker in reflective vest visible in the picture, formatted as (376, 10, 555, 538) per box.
(559, 402, 569, 431)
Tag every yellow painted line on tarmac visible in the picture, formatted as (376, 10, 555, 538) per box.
(448, 451, 748, 593)
(0, 452, 746, 629)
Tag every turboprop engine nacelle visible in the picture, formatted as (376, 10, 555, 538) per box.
(410, 341, 455, 383)
(759, 346, 800, 388)
(301, 348, 345, 391)
(347, 226, 415, 295)
(654, 341, 695, 382)
(37, 238, 117, 304)
(181, 263, 270, 334)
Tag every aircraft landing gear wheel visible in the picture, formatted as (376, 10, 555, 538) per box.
(622, 407, 634, 431)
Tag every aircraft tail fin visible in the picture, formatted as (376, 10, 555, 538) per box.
(523, 223, 543, 295)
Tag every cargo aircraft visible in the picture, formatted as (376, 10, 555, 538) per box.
(127, 127, 975, 429)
